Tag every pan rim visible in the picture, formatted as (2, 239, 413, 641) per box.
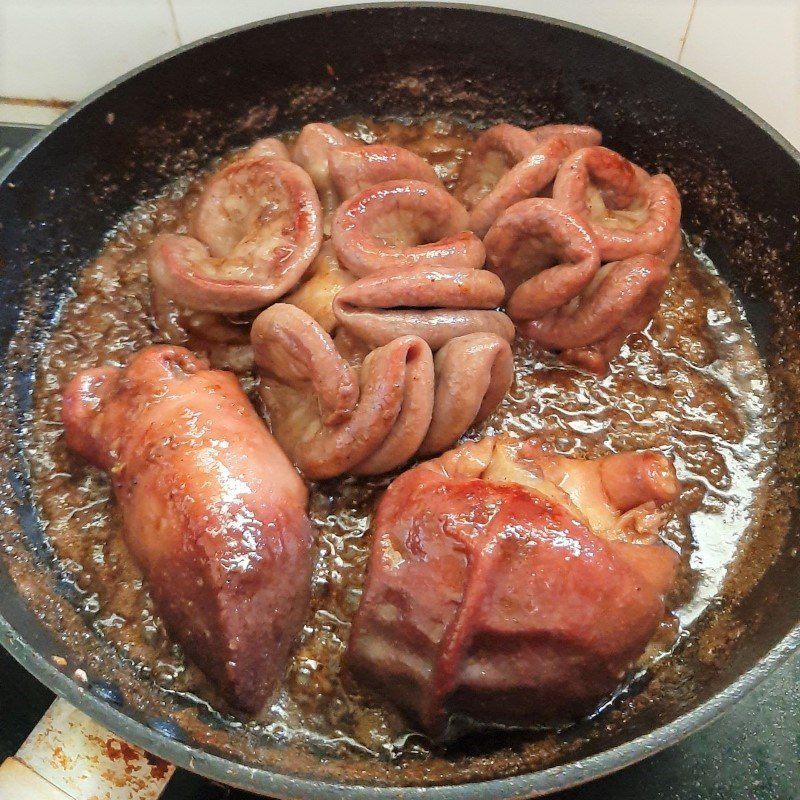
(1, 3, 798, 797)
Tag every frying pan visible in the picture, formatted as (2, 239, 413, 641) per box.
(0, 4, 799, 798)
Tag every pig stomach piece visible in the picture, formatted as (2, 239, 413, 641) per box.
(347, 436, 678, 737)
(62, 345, 314, 714)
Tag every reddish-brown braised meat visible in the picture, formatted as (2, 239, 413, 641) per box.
(252, 303, 434, 479)
(61, 345, 315, 714)
(552, 146, 681, 263)
(484, 198, 670, 373)
(527, 123, 603, 149)
(292, 122, 444, 233)
(242, 137, 291, 160)
(484, 197, 601, 317)
(332, 265, 514, 350)
(454, 123, 601, 214)
(328, 143, 442, 200)
(149, 154, 323, 314)
(282, 241, 355, 333)
(252, 304, 513, 479)
(331, 179, 485, 276)
(455, 123, 602, 238)
(347, 435, 679, 736)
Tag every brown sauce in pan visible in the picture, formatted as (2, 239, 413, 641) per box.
(26, 118, 778, 758)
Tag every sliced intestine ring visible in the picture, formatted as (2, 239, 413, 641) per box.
(148, 152, 323, 314)
(292, 122, 443, 233)
(455, 123, 602, 237)
(332, 264, 514, 350)
(481, 140, 682, 373)
(552, 145, 682, 262)
(146, 121, 685, 467)
(331, 178, 485, 276)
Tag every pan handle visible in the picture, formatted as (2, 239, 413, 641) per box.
(0, 697, 174, 799)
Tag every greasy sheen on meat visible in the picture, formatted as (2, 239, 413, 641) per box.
(483, 198, 671, 373)
(482, 143, 682, 373)
(455, 123, 602, 238)
(454, 123, 601, 213)
(61, 345, 315, 714)
(552, 146, 681, 263)
(332, 265, 514, 351)
(252, 303, 434, 479)
(292, 122, 444, 234)
(331, 179, 485, 277)
(347, 435, 679, 737)
(252, 304, 513, 479)
(148, 152, 322, 314)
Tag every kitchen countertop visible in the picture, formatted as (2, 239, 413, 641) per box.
(1, 104, 798, 798)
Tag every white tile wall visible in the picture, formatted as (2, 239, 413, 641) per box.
(0, 0, 798, 148)
(680, 0, 800, 148)
(169, 0, 693, 61)
(0, 0, 179, 103)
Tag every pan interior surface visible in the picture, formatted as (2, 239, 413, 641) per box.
(0, 6, 798, 796)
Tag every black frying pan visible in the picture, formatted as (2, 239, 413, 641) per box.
(1, 5, 799, 797)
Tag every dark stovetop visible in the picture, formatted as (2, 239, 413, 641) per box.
(1, 124, 798, 800)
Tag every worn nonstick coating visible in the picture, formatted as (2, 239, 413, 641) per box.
(1, 4, 799, 797)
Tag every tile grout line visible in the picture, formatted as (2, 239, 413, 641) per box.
(166, 0, 183, 46)
(677, 0, 699, 63)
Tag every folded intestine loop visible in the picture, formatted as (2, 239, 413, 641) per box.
(148, 155, 323, 314)
(552, 146, 682, 263)
(331, 179, 485, 276)
(252, 303, 513, 478)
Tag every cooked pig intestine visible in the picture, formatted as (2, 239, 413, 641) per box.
(454, 123, 601, 212)
(61, 345, 315, 714)
(242, 136, 291, 161)
(148, 120, 683, 408)
(150, 287, 256, 374)
(148, 153, 323, 314)
(484, 197, 601, 317)
(251, 304, 513, 479)
(483, 197, 671, 373)
(331, 179, 485, 276)
(332, 264, 514, 350)
(347, 435, 679, 737)
(455, 123, 602, 237)
(552, 145, 682, 262)
(292, 122, 443, 234)
(480, 142, 682, 373)
(282, 241, 356, 333)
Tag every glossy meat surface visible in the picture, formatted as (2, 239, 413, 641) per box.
(348, 436, 679, 736)
(485, 197, 600, 316)
(457, 123, 601, 238)
(332, 265, 514, 350)
(484, 144, 681, 373)
(454, 123, 600, 218)
(61, 345, 315, 713)
(252, 304, 512, 479)
(332, 179, 485, 276)
(149, 155, 322, 314)
(292, 122, 444, 234)
(31, 115, 773, 758)
(552, 146, 681, 262)
(252, 304, 434, 479)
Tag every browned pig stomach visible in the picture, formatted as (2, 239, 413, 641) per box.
(347, 435, 679, 737)
(61, 344, 315, 714)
